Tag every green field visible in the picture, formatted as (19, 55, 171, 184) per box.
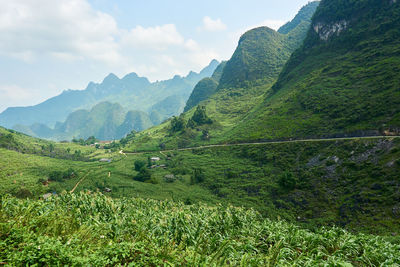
(1, 192, 399, 266)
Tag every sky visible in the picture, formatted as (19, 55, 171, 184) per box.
(0, 0, 313, 112)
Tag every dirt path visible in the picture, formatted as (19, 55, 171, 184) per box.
(123, 136, 400, 155)
(70, 171, 92, 193)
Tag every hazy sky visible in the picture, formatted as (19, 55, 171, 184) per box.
(0, 0, 314, 112)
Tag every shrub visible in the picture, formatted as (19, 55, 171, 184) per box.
(190, 106, 212, 126)
(278, 172, 296, 190)
(15, 188, 33, 198)
(170, 115, 186, 132)
(134, 168, 152, 182)
(134, 160, 146, 172)
(191, 168, 205, 184)
(48, 168, 76, 182)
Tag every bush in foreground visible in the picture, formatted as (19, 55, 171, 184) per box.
(1, 192, 399, 266)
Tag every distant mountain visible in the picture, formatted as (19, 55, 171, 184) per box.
(0, 60, 219, 133)
(116, 110, 153, 139)
(18, 102, 157, 141)
(277, 1, 320, 34)
(150, 95, 186, 122)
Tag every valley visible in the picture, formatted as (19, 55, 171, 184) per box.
(1, 0, 400, 265)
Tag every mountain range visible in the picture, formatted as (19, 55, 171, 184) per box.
(0, 60, 219, 140)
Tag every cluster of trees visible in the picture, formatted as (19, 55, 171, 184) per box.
(72, 136, 98, 146)
(133, 160, 153, 183)
(120, 131, 136, 146)
(0, 133, 17, 149)
(190, 168, 205, 184)
(47, 168, 77, 182)
(170, 106, 213, 134)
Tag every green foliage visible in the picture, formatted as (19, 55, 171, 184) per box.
(0, 133, 18, 150)
(134, 160, 146, 172)
(1, 193, 399, 265)
(120, 131, 136, 145)
(72, 136, 98, 146)
(278, 172, 296, 190)
(134, 167, 152, 183)
(48, 168, 76, 182)
(170, 115, 186, 133)
(191, 168, 205, 184)
(189, 106, 212, 127)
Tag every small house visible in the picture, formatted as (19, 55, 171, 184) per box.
(99, 158, 112, 163)
(151, 157, 161, 162)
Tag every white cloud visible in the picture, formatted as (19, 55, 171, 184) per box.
(121, 24, 185, 51)
(0, 0, 221, 82)
(0, 0, 120, 64)
(200, 16, 227, 32)
(0, 84, 35, 112)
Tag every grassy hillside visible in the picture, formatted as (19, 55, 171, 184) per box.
(3, 132, 399, 235)
(228, 0, 400, 141)
(0, 126, 97, 160)
(1, 192, 399, 266)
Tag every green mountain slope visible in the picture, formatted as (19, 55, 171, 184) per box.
(183, 62, 227, 112)
(229, 0, 400, 141)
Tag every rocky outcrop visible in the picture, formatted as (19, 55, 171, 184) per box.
(313, 20, 348, 41)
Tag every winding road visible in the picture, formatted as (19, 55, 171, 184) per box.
(122, 135, 400, 155)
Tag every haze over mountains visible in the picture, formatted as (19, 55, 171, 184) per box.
(0, 60, 219, 140)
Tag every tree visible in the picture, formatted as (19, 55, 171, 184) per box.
(134, 160, 146, 172)
(48, 143, 54, 152)
(134, 167, 152, 182)
(278, 172, 296, 190)
(190, 106, 212, 126)
(191, 168, 205, 184)
(85, 136, 98, 145)
(170, 115, 186, 132)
